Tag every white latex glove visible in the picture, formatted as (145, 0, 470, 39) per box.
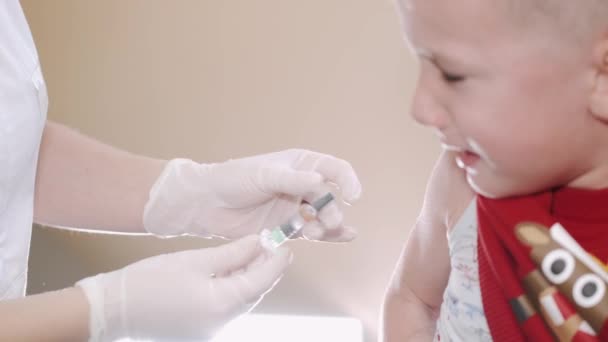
(143, 149, 362, 240)
(76, 235, 290, 342)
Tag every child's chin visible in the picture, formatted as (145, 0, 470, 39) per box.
(466, 174, 520, 199)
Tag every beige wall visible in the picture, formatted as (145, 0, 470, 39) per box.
(21, 1, 440, 341)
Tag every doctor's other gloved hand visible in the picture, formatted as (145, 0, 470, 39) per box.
(143, 149, 362, 241)
(75, 235, 291, 342)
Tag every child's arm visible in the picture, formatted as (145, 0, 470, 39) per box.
(0, 287, 90, 341)
(381, 151, 474, 341)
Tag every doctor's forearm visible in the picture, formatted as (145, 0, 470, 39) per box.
(0, 287, 90, 341)
(33, 121, 167, 233)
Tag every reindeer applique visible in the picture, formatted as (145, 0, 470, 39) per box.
(515, 222, 608, 341)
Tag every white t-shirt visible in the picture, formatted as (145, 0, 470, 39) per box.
(434, 200, 492, 341)
(0, 0, 48, 300)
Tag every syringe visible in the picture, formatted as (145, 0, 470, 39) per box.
(260, 192, 335, 250)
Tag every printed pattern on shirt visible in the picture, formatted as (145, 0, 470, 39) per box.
(434, 201, 492, 342)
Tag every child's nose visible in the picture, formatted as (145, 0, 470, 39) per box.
(410, 86, 449, 130)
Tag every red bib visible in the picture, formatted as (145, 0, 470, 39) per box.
(477, 188, 608, 341)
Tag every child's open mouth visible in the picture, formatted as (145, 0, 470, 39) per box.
(456, 150, 480, 169)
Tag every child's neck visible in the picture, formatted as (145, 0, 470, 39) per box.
(566, 162, 608, 190)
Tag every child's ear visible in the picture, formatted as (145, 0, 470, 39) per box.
(589, 39, 608, 121)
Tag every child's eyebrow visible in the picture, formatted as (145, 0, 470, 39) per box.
(415, 47, 468, 69)
(416, 48, 447, 66)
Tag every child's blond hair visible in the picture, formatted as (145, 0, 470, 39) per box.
(509, 1, 608, 44)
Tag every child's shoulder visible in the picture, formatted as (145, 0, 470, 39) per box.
(423, 151, 475, 231)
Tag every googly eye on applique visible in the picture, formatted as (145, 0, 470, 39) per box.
(572, 273, 606, 308)
(542, 249, 575, 285)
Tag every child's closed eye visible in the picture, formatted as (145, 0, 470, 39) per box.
(441, 70, 465, 83)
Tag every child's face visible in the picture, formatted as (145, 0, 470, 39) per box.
(401, 0, 600, 198)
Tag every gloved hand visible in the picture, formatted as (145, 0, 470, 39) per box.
(76, 235, 291, 342)
(143, 149, 362, 240)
